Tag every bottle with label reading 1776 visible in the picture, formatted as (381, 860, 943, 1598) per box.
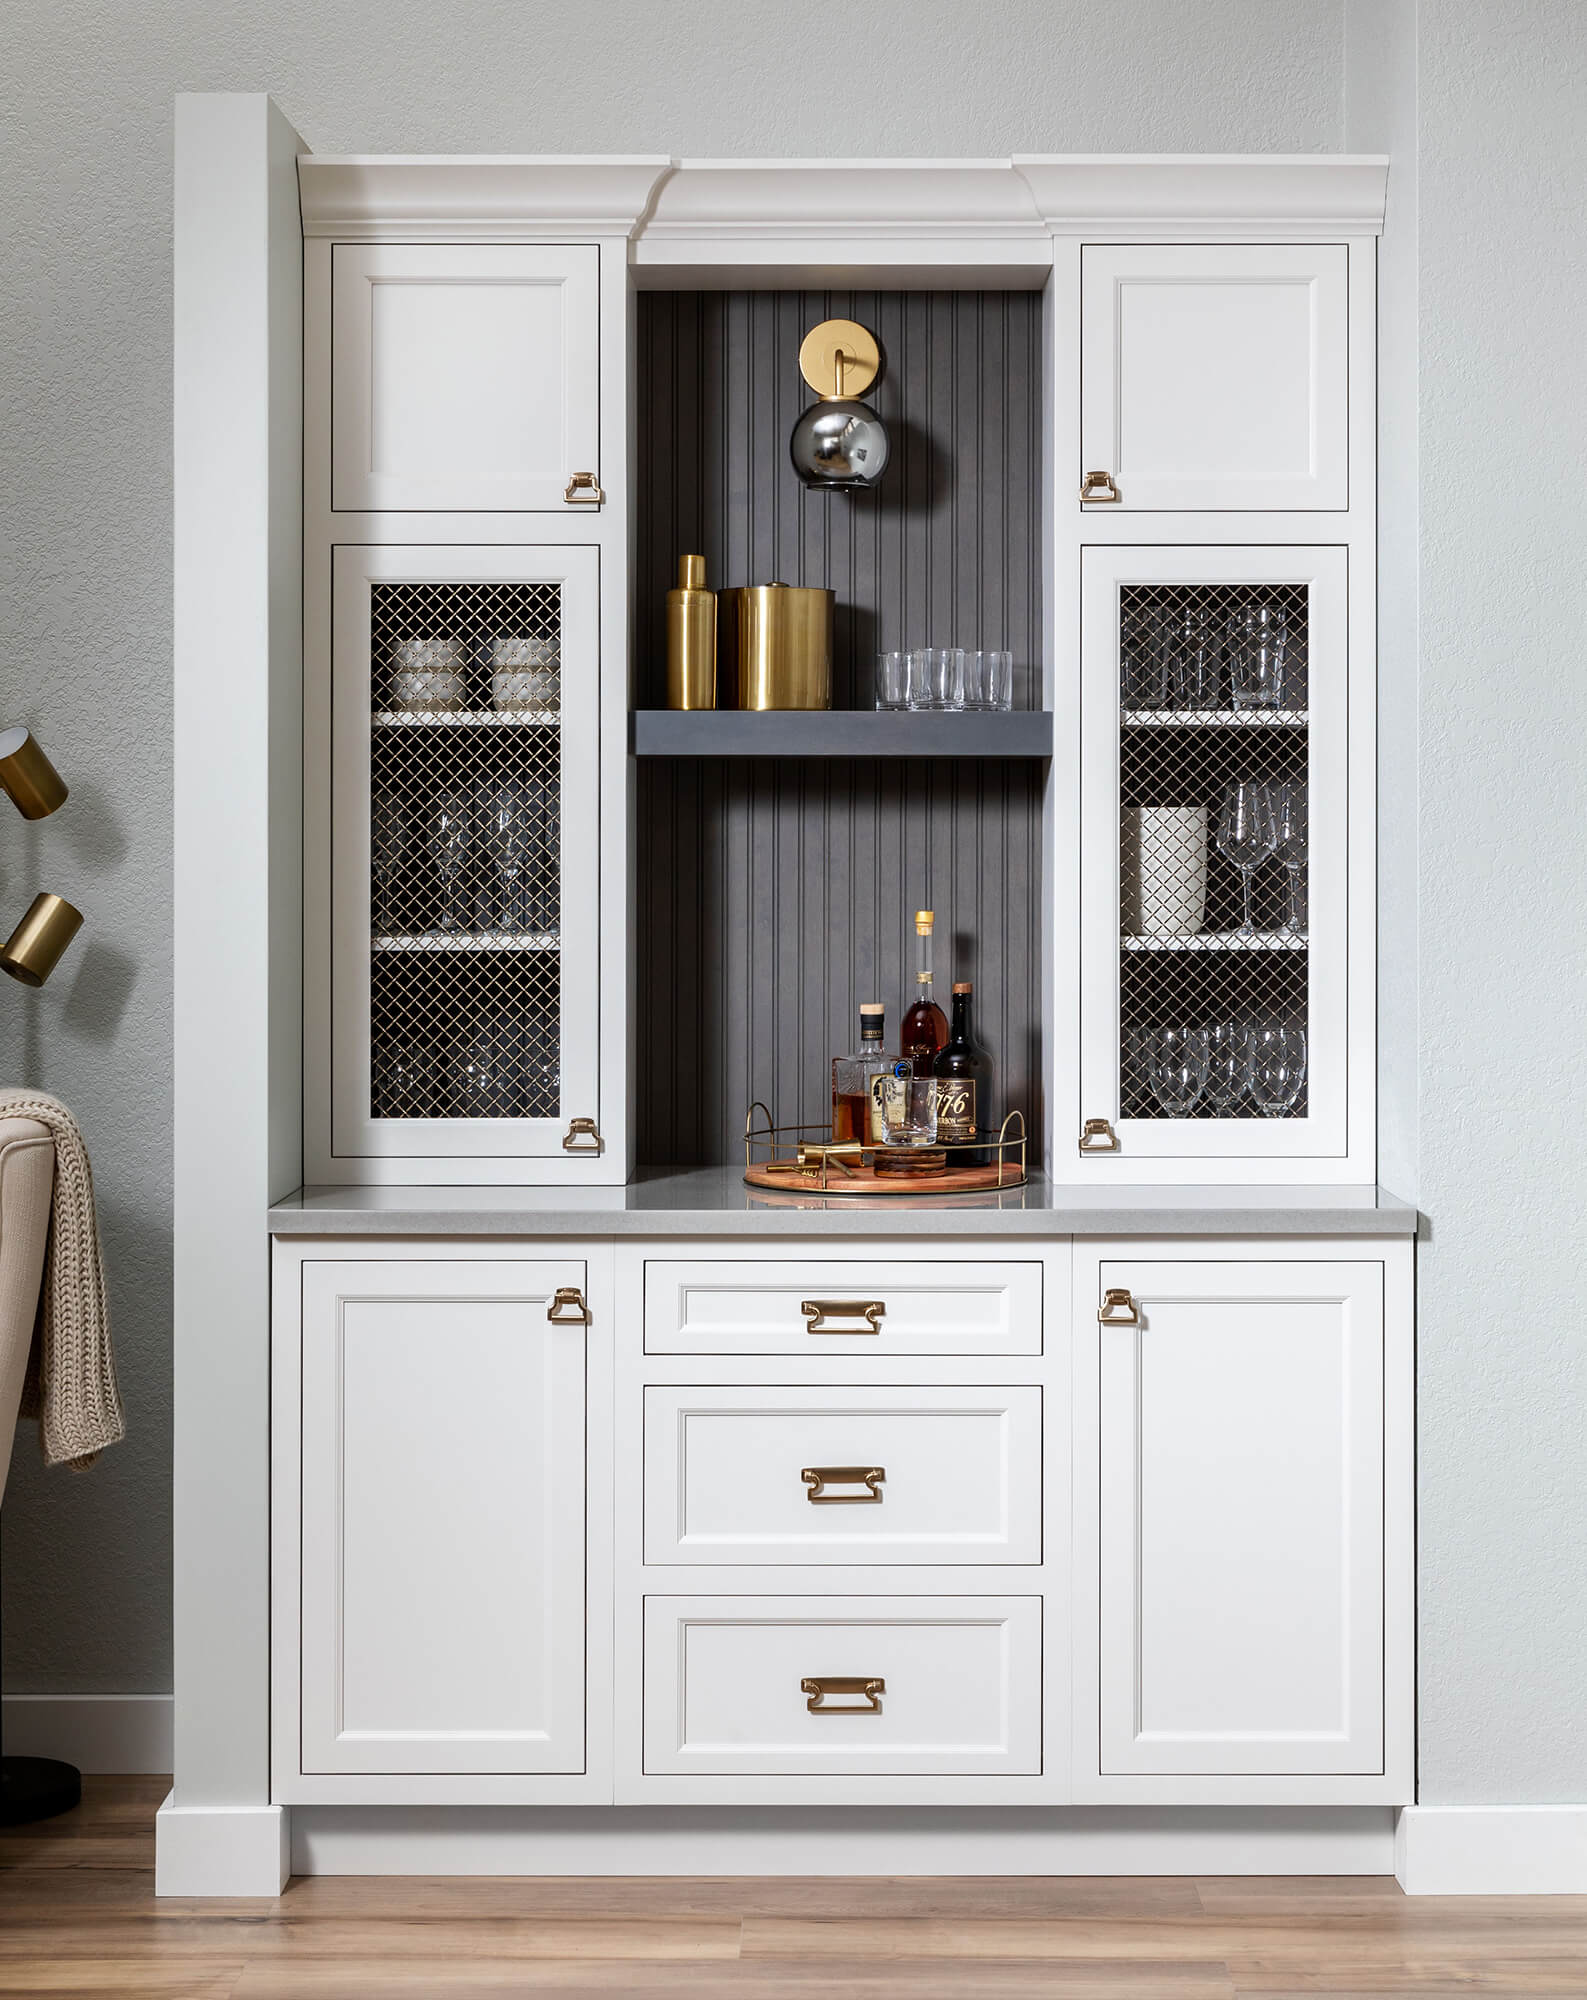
(933, 981, 990, 1166)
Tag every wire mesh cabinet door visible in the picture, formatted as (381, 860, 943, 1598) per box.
(1077, 545, 1355, 1178)
(327, 544, 600, 1174)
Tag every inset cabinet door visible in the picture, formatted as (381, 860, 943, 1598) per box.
(297, 1259, 587, 1776)
(1081, 245, 1348, 511)
(1087, 1256, 1384, 1778)
(1077, 544, 1352, 1173)
(332, 245, 600, 512)
(327, 544, 601, 1170)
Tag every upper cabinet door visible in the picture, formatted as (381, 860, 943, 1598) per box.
(1081, 245, 1349, 511)
(332, 245, 600, 512)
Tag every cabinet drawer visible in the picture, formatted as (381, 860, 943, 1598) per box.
(643, 1596, 1041, 1775)
(644, 1386, 1041, 1565)
(644, 1260, 1042, 1356)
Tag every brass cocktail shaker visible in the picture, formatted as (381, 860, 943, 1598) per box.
(666, 554, 716, 709)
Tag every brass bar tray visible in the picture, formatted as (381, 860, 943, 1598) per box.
(743, 1102, 1027, 1196)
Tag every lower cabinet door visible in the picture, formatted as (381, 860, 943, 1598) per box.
(297, 1259, 586, 1776)
(643, 1596, 1041, 1776)
(1093, 1257, 1384, 1777)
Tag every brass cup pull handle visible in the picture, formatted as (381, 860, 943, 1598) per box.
(562, 1117, 603, 1153)
(802, 1675, 884, 1715)
(1098, 1287, 1140, 1327)
(563, 471, 605, 505)
(802, 1465, 885, 1505)
(548, 1285, 590, 1325)
(1080, 468, 1121, 503)
(1079, 1117, 1120, 1154)
(801, 1299, 885, 1336)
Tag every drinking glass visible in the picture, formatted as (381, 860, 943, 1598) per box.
(931, 647, 965, 711)
(373, 1044, 437, 1119)
(1227, 604, 1288, 709)
(1272, 779, 1309, 932)
(451, 1017, 522, 1118)
(1121, 603, 1164, 707)
(878, 1063, 939, 1147)
(1145, 1025, 1209, 1116)
(875, 650, 910, 711)
(905, 648, 936, 711)
(482, 780, 535, 933)
(371, 793, 409, 932)
(1246, 1022, 1308, 1117)
(1203, 1021, 1252, 1114)
(424, 790, 475, 934)
(1157, 606, 1219, 708)
(985, 649, 1013, 711)
(1215, 780, 1278, 936)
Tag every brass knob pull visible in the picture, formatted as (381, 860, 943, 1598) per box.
(802, 1675, 884, 1715)
(548, 1285, 590, 1325)
(801, 1299, 885, 1335)
(563, 471, 605, 505)
(562, 1117, 603, 1153)
(1098, 1287, 1140, 1327)
(1079, 1117, 1120, 1154)
(802, 1465, 885, 1505)
(1080, 468, 1121, 503)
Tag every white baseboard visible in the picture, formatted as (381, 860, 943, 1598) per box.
(293, 1805, 1395, 1878)
(3, 1694, 172, 1774)
(156, 1792, 289, 1896)
(1396, 1805, 1587, 1894)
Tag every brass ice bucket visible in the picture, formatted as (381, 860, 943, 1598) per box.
(719, 583, 833, 710)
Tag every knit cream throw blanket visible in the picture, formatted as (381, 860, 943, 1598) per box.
(0, 1090, 123, 1468)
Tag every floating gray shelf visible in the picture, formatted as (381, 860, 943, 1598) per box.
(630, 710, 1054, 758)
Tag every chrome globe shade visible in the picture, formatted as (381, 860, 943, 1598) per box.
(789, 397, 890, 489)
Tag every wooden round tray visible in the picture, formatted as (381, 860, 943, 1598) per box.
(744, 1157, 1027, 1198)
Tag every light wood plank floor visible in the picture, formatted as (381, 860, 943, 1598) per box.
(1, 1778, 1585, 1996)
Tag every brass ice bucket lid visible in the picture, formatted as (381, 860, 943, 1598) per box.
(719, 583, 833, 710)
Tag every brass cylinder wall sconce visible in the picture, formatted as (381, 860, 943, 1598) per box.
(0, 727, 68, 821)
(0, 893, 83, 988)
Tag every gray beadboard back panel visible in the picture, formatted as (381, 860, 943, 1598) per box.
(637, 758, 1045, 1166)
(635, 291, 1045, 1166)
(636, 290, 1044, 708)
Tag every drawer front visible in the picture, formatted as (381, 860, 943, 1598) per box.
(644, 1386, 1042, 1565)
(643, 1596, 1041, 1775)
(645, 1260, 1043, 1356)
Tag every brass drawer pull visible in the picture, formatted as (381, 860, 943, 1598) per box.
(1079, 1117, 1120, 1154)
(801, 1299, 885, 1335)
(802, 1675, 884, 1715)
(1080, 468, 1121, 503)
(802, 1465, 885, 1505)
(547, 1286, 590, 1325)
(563, 470, 605, 505)
(1098, 1287, 1140, 1327)
(562, 1116, 603, 1153)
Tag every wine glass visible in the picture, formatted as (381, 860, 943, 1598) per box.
(1203, 1021, 1252, 1114)
(1246, 1022, 1308, 1117)
(371, 793, 409, 933)
(482, 781, 534, 933)
(424, 789, 475, 934)
(1272, 780, 1309, 933)
(1215, 781, 1277, 937)
(1146, 1025, 1209, 1116)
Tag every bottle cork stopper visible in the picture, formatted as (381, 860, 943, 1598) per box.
(914, 909, 935, 933)
(678, 553, 707, 589)
(953, 981, 973, 994)
(859, 1002, 884, 1015)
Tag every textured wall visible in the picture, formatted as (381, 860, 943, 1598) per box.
(1, 3, 1342, 1696)
(1411, 0, 1587, 1803)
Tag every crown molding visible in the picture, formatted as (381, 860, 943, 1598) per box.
(296, 155, 675, 240)
(1012, 154, 1388, 238)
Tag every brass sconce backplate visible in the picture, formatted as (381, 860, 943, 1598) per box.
(798, 319, 881, 400)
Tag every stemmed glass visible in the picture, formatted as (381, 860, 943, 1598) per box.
(1272, 780, 1309, 933)
(1247, 1022, 1308, 1117)
(482, 781, 535, 934)
(1203, 1021, 1252, 1114)
(1215, 781, 1277, 937)
(425, 789, 475, 934)
(371, 793, 409, 933)
(1146, 1025, 1209, 1115)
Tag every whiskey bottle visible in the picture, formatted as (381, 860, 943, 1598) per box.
(900, 909, 948, 1077)
(933, 981, 990, 1164)
(831, 1003, 892, 1145)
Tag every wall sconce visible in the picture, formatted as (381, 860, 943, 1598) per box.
(789, 318, 891, 489)
(0, 728, 82, 988)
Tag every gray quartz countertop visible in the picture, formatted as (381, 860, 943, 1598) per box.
(269, 1166, 1418, 1237)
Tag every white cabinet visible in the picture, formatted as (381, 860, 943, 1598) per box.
(1080, 244, 1349, 511)
(311, 542, 605, 1182)
(331, 245, 600, 512)
(1076, 543, 1366, 1181)
(290, 1259, 588, 1780)
(1073, 1248, 1409, 1799)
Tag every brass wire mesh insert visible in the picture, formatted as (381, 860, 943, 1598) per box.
(1118, 582, 1310, 1123)
(369, 581, 564, 1121)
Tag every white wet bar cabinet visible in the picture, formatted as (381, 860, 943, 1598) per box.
(168, 97, 1411, 1893)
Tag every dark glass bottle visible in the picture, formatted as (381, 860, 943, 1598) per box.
(900, 909, 948, 1077)
(933, 981, 990, 1165)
